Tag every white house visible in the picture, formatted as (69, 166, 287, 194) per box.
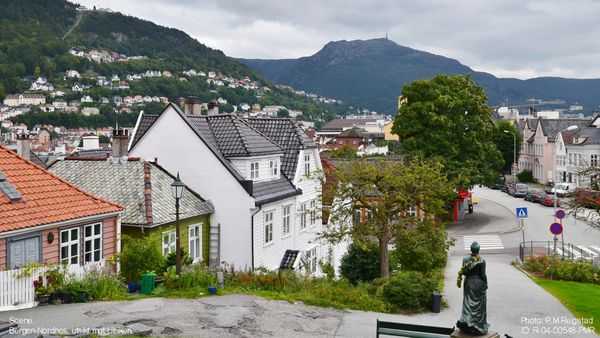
(563, 117, 600, 186)
(65, 69, 81, 78)
(29, 77, 54, 91)
(129, 104, 343, 274)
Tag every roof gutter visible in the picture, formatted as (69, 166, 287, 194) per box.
(0, 211, 122, 238)
(250, 205, 262, 270)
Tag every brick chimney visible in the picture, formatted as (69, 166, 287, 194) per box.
(207, 100, 219, 116)
(112, 129, 129, 158)
(16, 134, 31, 161)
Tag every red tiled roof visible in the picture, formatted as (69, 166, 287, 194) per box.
(0, 145, 123, 233)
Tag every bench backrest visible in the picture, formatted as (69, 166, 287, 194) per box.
(377, 319, 455, 335)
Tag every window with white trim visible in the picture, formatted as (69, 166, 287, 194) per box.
(310, 199, 317, 226)
(251, 162, 259, 179)
(60, 228, 79, 265)
(162, 230, 176, 256)
(282, 205, 291, 236)
(84, 223, 102, 263)
(270, 160, 278, 176)
(304, 154, 311, 177)
(189, 224, 202, 262)
(264, 211, 274, 244)
(300, 202, 307, 230)
(302, 246, 318, 273)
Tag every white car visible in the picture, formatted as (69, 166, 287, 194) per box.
(551, 183, 578, 197)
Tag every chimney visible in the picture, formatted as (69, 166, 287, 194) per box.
(207, 100, 219, 116)
(111, 129, 129, 158)
(184, 96, 202, 116)
(178, 97, 186, 109)
(16, 134, 31, 161)
(82, 135, 100, 150)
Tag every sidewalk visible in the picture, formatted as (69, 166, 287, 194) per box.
(446, 196, 521, 236)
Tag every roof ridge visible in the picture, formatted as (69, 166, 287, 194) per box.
(238, 117, 284, 152)
(0, 144, 124, 212)
(230, 115, 252, 155)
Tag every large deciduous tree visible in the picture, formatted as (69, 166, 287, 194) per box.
(392, 74, 504, 188)
(492, 119, 523, 174)
(320, 158, 452, 278)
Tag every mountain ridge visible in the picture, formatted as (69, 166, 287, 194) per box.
(238, 38, 600, 114)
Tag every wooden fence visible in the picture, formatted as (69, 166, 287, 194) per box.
(0, 261, 105, 312)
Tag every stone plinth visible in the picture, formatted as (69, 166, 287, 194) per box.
(451, 329, 500, 338)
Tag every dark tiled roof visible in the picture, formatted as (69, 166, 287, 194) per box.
(192, 115, 283, 157)
(49, 159, 213, 226)
(253, 177, 301, 206)
(29, 151, 47, 168)
(247, 118, 316, 179)
(538, 119, 591, 141)
(572, 128, 600, 145)
(71, 147, 111, 159)
(336, 127, 365, 138)
(129, 113, 159, 150)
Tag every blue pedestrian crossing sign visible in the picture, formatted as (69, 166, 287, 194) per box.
(516, 207, 528, 219)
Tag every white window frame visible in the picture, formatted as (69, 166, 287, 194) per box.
(251, 162, 259, 179)
(264, 210, 274, 245)
(310, 199, 317, 226)
(304, 154, 311, 177)
(270, 160, 278, 176)
(60, 228, 80, 265)
(188, 224, 202, 262)
(83, 223, 102, 264)
(300, 202, 307, 230)
(302, 246, 318, 274)
(162, 230, 176, 256)
(282, 204, 291, 237)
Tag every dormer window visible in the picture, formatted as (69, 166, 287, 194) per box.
(304, 154, 311, 177)
(251, 162, 259, 179)
(270, 160, 278, 176)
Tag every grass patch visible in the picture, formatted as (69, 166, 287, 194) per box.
(535, 278, 600, 332)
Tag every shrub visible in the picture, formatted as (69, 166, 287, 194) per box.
(163, 248, 193, 271)
(81, 270, 128, 300)
(394, 221, 455, 273)
(163, 265, 217, 289)
(119, 234, 165, 282)
(340, 241, 382, 284)
(517, 169, 534, 183)
(524, 256, 600, 284)
(383, 271, 439, 312)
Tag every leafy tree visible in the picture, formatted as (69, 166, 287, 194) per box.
(340, 241, 383, 284)
(392, 74, 504, 188)
(516, 169, 534, 183)
(394, 220, 455, 273)
(277, 108, 289, 118)
(330, 145, 358, 159)
(321, 158, 452, 278)
(493, 119, 522, 174)
(567, 166, 600, 231)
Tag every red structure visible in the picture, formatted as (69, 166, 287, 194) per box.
(453, 189, 472, 222)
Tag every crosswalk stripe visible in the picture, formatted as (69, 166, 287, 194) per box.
(463, 235, 504, 250)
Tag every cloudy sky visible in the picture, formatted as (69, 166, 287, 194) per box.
(76, 0, 600, 79)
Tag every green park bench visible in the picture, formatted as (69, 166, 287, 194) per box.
(376, 319, 455, 338)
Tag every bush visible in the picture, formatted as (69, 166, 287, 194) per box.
(119, 234, 165, 282)
(524, 256, 600, 284)
(383, 271, 439, 312)
(394, 221, 455, 273)
(163, 265, 216, 289)
(517, 169, 534, 183)
(81, 270, 128, 300)
(163, 248, 193, 271)
(340, 241, 382, 284)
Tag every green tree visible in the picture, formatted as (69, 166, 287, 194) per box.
(392, 75, 504, 188)
(394, 220, 455, 273)
(330, 145, 358, 159)
(321, 158, 452, 278)
(493, 119, 522, 174)
(277, 108, 289, 118)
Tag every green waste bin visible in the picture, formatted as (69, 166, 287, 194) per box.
(140, 273, 156, 295)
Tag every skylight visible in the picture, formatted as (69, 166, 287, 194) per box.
(0, 170, 22, 201)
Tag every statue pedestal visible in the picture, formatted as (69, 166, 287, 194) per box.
(451, 329, 500, 338)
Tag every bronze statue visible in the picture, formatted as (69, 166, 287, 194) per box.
(456, 241, 489, 335)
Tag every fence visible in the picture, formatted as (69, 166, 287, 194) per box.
(0, 261, 105, 312)
(519, 241, 598, 262)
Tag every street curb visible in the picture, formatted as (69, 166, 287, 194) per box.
(512, 260, 535, 281)
(449, 197, 523, 236)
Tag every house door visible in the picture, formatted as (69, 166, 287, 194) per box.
(9, 236, 40, 267)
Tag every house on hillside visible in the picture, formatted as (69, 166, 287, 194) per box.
(49, 131, 214, 263)
(0, 145, 123, 270)
(128, 104, 343, 273)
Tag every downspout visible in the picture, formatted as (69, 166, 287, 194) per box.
(250, 205, 262, 270)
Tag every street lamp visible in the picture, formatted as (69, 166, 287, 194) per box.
(171, 172, 185, 275)
(503, 130, 516, 176)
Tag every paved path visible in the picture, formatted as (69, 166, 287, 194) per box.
(2, 254, 595, 337)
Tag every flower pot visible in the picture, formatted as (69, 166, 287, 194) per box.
(208, 286, 217, 295)
(49, 292, 61, 304)
(60, 292, 72, 304)
(127, 282, 139, 293)
(37, 294, 50, 305)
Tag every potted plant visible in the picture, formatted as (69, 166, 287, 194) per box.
(34, 277, 50, 305)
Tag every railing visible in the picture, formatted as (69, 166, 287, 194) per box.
(0, 261, 105, 312)
(519, 241, 598, 262)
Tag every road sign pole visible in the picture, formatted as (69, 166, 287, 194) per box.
(521, 219, 525, 244)
(553, 235, 557, 255)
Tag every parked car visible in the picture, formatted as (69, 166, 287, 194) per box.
(531, 190, 548, 203)
(539, 194, 560, 207)
(524, 188, 544, 202)
(504, 183, 516, 194)
(490, 183, 504, 190)
(552, 183, 578, 197)
(501, 183, 510, 193)
(574, 189, 600, 209)
(512, 183, 529, 198)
